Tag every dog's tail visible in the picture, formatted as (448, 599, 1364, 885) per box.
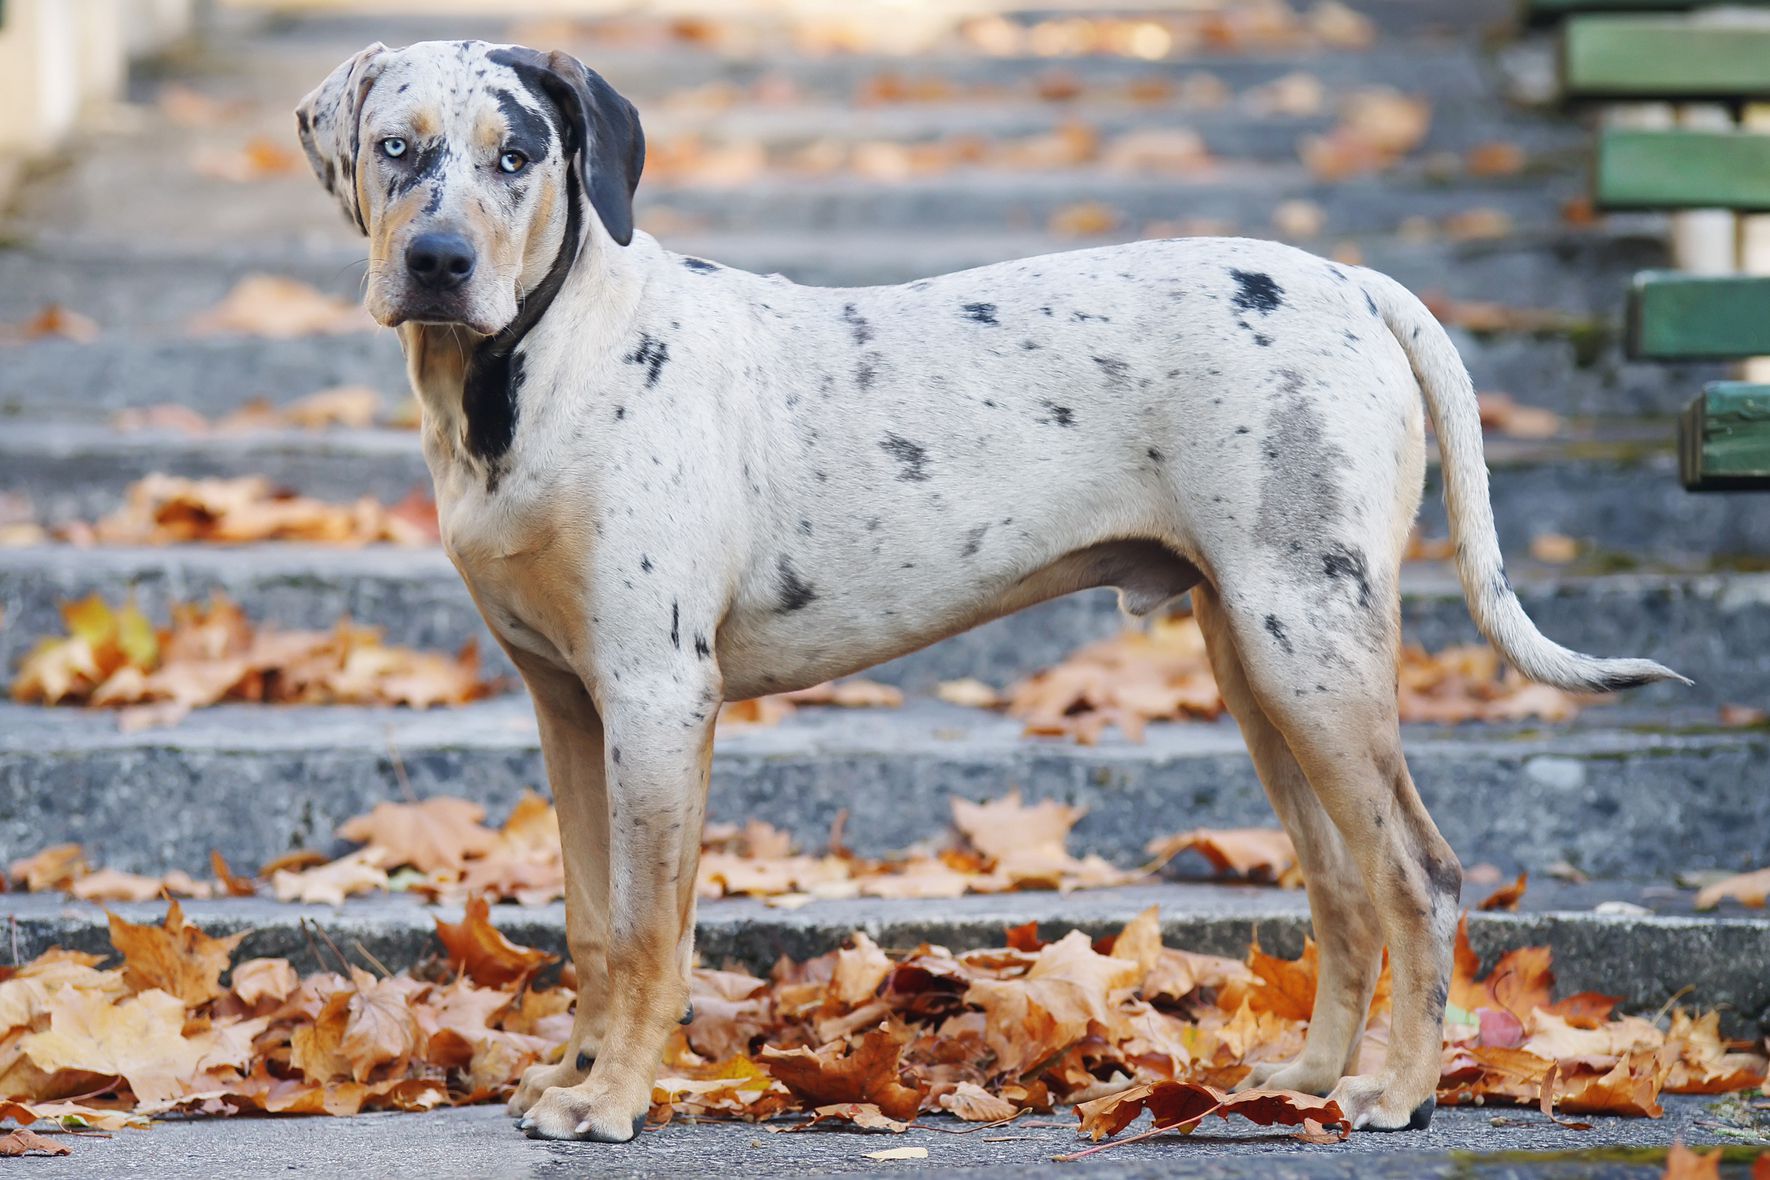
(1365, 272, 1689, 694)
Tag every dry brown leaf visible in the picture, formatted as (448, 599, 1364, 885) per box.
(1478, 392, 1562, 440)
(231, 958, 300, 1007)
(1663, 1141, 1723, 1179)
(0, 304, 100, 345)
(9, 844, 89, 892)
(107, 900, 246, 1006)
(1479, 872, 1528, 912)
(272, 848, 390, 906)
(1695, 867, 1770, 911)
(0, 1128, 70, 1157)
(758, 1026, 924, 1122)
(938, 1080, 1019, 1122)
(339, 799, 502, 875)
(1146, 828, 1300, 886)
(435, 896, 556, 988)
(188, 275, 372, 338)
(1050, 201, 1120, 237)
(191, 137, 302, 181)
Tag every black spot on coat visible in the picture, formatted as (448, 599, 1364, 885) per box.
(1229, 269, 1285, 316)
(1264, 615, 1293, 654)
(625, 334, 669, 386)
(962, 302, 998, 325)
(775, 557, 818, 613)
(681, 257, 719, 273)
(840, 303, 873, 346)
(879, 433, 930, 481)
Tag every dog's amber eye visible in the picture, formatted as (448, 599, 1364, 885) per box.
(498, 150, 528, 175)
(381, 137, 407, 159)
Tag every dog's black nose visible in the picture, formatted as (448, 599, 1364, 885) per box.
(406, 232, 476, 290)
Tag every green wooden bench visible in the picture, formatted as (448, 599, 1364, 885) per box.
(1528, 0, 1770, 489)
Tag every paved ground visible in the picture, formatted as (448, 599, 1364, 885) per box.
(30, 1098, 1770, 1179)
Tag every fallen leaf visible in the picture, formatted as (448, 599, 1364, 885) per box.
(1479, 872, 1528, 912)
(759, 1026, 924, 1122)
(187, 275, 372, 338)
(434, 895, 556, 988)
(1147, 828, 1300, 886)
(107, 900, 247, 1006)
(864, 1146, 927, 1161)
(339, 799, 502, 875)
(0, 1128, 70, 1157)
(1695, 867, 1770, 910)
(1663, 1141, 1722, 1179)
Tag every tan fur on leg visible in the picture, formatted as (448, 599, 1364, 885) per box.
(504, 657, 612, 1120)
(520, 689, 714, 1142)
(1196, 587, 1385, 1097)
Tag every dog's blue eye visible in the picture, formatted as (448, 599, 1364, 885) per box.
(498, 150, 528, 175)
(381, 137, 407, 159)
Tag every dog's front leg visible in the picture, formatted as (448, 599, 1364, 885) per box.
(506, 658, 612, 1119)
(519, 678, 715, 1143)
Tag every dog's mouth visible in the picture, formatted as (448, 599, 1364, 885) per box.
(376, 297, 504, 337)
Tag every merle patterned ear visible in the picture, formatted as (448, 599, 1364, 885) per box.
(295, 42, 389, 235)
(491, 48, 645, 247)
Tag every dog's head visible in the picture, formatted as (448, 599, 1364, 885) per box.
(296, 40, 644, 336)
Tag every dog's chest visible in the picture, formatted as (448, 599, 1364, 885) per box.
(437, 485, 591, 670)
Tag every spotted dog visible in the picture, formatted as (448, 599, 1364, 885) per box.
(297, 39, 1685, 1142)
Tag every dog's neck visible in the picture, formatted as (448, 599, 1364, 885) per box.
(399, 229, 652, 489)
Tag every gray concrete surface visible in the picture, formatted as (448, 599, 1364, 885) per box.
(13, 1095, 1766, 1179)
(2, 697, 1766, 882)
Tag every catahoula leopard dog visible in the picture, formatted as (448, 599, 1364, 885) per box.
(297, 39, 1685, 1141)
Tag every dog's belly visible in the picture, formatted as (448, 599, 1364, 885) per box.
(715, 531, 1204, 700)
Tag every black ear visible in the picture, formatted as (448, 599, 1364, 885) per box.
(295, 42, 388, 234)
(491, 48, 644, 247)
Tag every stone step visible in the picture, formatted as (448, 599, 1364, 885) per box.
(1, 696, 1763, 882)
(1, 546, 1763, 704)
(2, 423, 1761, 560)
(8, 153, 1584, 253)
(157, 26, 1512, 114)
(0, 224, 1673, 335)
(7, 882, 1767, 1032)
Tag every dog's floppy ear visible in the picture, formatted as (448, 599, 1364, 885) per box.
(295, 42, 389, 235)
(493, 48, 645, 247)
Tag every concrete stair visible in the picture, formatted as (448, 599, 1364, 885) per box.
(0, 0, 1765, 1066)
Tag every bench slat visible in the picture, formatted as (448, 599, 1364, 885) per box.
(1596, 129, 1770, 210)
(1563, 16, 1770, 99)
(1627, 273, 1770, 360)
(1531, 0, 1770, 15)
(1680, 383, 1770, 490)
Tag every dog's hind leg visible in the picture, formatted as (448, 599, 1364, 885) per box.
(1207, 572, 1458, 1131)
(1195, 584, 1385, 1096)
(506, 658, 612, 1120)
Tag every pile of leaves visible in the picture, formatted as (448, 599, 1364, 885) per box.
(0, 904, 1760, 1151)
(45, 475, 438, 548)
(0, 899, 567, 1133)
(112, 386, 397, 434)
(10, 595, 497, 727)
(952, 615, 1592, 744)
(7, 791, 1183, 910)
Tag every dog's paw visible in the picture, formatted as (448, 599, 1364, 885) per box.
(506, 1057, 590, 1120)
(1326, 1074, 1436, 1132)
(1235, 1056, 1344, 1098)
(516, 1083, 646, 1143)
